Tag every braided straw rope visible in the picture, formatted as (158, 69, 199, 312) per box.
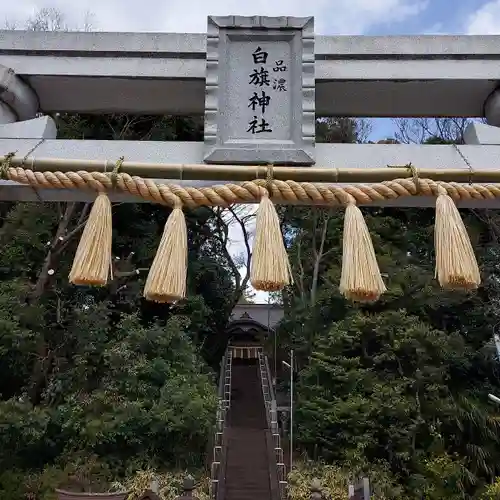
(5, 167, 500, 207)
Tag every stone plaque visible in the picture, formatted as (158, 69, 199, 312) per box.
(204, 16, 315, 165)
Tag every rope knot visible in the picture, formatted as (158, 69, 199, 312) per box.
(406, 162, 420, 193)
(265, 164, 274, 198)
(173, 195, 183, 210)
(111, 156, 124, 188)
(437, 183, 447, 197)
(345, 192, 356, 206)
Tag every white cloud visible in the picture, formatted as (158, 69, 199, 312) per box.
(1, 0, 427, 34)
(421, 22, 446, 35)
(466, 0, 500, 34)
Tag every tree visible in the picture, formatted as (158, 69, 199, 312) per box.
(393, 117, 472, 144)
(5, 6, 95, 31)
(316, 118, 372, 143)
(297, 309, 500, 498)
(0, 9, 243, 497)
(277, 115, 500, 497)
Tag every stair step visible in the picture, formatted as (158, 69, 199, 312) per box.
(226, 490, 271, 494)
(226, 482, 269, 486)
(227, 468, 268, 472)
(225, 493, 272, 500)
(226, 489, 271, 493)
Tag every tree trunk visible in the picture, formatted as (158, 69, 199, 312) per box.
(28, 203, 77, 404)
(310, 214, 330, 305)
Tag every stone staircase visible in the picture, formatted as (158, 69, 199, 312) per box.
(224, 360, 274, 500)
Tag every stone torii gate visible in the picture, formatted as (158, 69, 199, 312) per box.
(2, 19, 497, 500)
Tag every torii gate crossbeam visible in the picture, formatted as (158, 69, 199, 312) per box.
(3, 138, 500, 207)
(1, 31, 500, 119)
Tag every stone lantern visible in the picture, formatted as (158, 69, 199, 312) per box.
(138, 489, 162, 500)
(174, 476, 199, 500)
(310, 479, 325, 500)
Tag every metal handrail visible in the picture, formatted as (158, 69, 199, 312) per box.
(210, 348, 233, 499)
(258, 351, 288, 500)
(264, 354, 277, 401)
(217, 351, 227, 399)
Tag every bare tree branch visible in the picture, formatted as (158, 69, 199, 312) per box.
(310, 210, 331, 304)
(25, 7, 68, 32)
(294, 234, 306, 302)
(227, 205, 253, 295)
(13, 6, 98, 33)
(53, 203, 91, 257)
(393, 117, 472, 144)
(31, 203, 77, 301)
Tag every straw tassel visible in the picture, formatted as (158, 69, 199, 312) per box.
(69, 192, 112, 286)
(143, 200, 187, 303)
(434, 187, 480, 290)
(250, 189, 292, 292)
(339, 201, 386, 302)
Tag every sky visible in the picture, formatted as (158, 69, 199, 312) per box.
(2, 0, 500, 301)
(2, 0, 500, 36)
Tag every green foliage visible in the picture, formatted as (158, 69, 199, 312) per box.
(0, 111, 242, 497)
(115, 469, 210, 500)
(277, 118, 500, 498)
(287, 461, 349, 500)
(0, 308, 217, 466)
(288, 460, 403, 499)
(0, 454, 114, 499)
(296, 307, 500, 496)
(0, 459, 211, 500)
(480, 477, 500, 499)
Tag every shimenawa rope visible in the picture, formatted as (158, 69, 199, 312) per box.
(4, 167, 500, 207)
(0, 164, 484, 301)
